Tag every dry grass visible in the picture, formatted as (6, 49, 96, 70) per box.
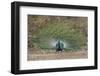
(28, 48, 88, 61)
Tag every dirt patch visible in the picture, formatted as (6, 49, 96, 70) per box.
(28, 49, 88, 61)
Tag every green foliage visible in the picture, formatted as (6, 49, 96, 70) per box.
(28, 15, 87, 51)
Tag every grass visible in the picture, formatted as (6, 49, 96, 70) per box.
(28, 15, 87, 52)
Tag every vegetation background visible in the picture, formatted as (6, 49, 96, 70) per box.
(28, 15, 88, 60)
(28, 15, 87, 51)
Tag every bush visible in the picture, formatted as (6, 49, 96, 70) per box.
(32, 21, 87, 51)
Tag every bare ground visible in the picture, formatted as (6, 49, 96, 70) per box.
(28, 49, 88, 61)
